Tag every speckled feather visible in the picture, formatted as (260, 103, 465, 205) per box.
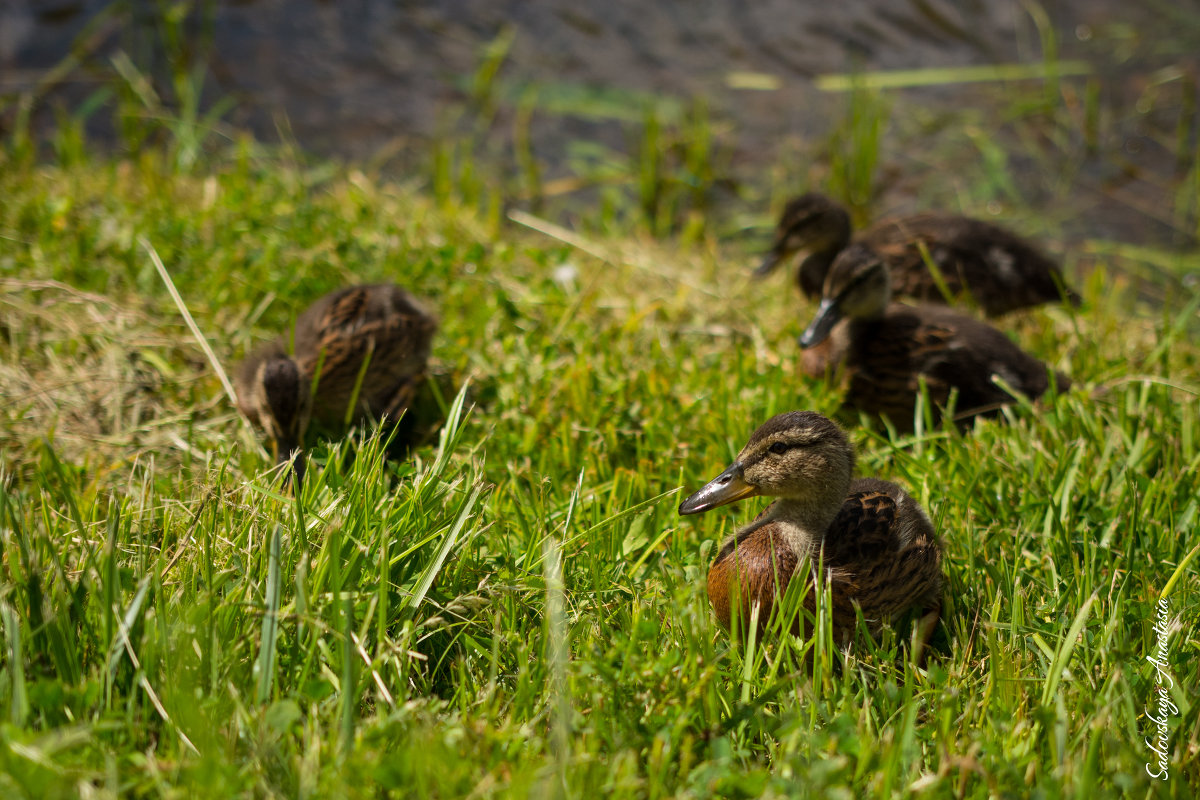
(288, 285, 437, 426)
(834, 304, 1070, 428)
(236, 284, 437, 437)
(861, 214, 1080, 316)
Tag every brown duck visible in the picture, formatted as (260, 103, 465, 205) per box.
(799, 243, 1070, 429)
(236, 284, 437, 481)
(679, 411, 943, 658)
(757, 192, 1079, 316)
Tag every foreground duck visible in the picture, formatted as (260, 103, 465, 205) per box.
(799, 244, 1071, 429)
(236, 284, 437, 481)
(679, 411, 943, 658)
(757, 193, 1079, 316)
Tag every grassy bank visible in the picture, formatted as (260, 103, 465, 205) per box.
(0, 126, 1198, 799)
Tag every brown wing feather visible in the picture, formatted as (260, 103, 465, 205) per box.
(861, 214, 1075, 316)
(286, 285, 437, 428)
(835, 305, 1062, 429)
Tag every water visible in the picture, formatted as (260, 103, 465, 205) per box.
(4, 0, 1198, 271)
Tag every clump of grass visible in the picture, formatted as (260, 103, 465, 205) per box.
(824, 78, 891, 217)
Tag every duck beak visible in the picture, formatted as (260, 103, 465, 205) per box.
(798, 298, 842, 349)
(290, 450, 307, 488)
(679, 462, 759, 515)
(754, 248, 785, 278)
(272, 435, 296, 465)
(274, 436, 306, 487)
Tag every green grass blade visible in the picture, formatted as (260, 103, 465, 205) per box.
(402, 483, 484, 615)
(1041, 592, 1097, 704)
(254, 524, 284, 705)
(1, 603, 29, 724)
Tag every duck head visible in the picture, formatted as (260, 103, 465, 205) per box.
(243, 355, 311, 481)
(679, 411, 854, 516)
(798, 243, 891, 349)
(755, 193, 852, 282)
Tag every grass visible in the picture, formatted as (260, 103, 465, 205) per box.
(1, 12, 1200, 795)
(0, 137, 1196, 798)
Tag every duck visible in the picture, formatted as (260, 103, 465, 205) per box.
(798, 243, 1071, 429)
(679, 410, 943, 658)
(235, 284, 438, 482)
(756, 192, 1080, 316)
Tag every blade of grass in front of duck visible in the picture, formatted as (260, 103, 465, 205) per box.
(421, 380, 472, 496)
(914, 239, 958, 307)
(343, 339, 375, 428)
(403, 483, 484, 616)
(254, 524, 283, 704)
(740, 601, 762, 705)
(1, 603, 29, 724)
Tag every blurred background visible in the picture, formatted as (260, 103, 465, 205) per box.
(3, 0, 1198, 297)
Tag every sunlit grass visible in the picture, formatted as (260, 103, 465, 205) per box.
(0, 135, 1196, 798)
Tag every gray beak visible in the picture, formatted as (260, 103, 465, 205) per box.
(754, 249, 785, 277)
(798, 298, 842, 349)
(679, 462, 760, 515)
(273, 436, 306, 488)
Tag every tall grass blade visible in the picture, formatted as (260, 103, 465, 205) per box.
(106, 576, 152, 677)
(140, 236, 238, 405)
(543, 534, 570, 799)
(815, 61, 1092, 91)
(255, 524, 284, 705)
(403, 483, 484, 615)
(2, 603, 29, 724)
(1041, 592, 1096, 704)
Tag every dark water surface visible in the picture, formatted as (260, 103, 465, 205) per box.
(4, 1, 1198, 267)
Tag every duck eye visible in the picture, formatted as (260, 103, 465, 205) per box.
(769, 442, 788, 455)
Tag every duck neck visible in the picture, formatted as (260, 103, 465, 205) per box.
(765, 493, 845, 555)
(844, 284, 892, 326)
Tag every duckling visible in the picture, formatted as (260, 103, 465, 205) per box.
(236, 284, 438, 482)
(799, 243, 1070, 429)
(679, 411, 942, 657)
(756, 193, 1079, 316)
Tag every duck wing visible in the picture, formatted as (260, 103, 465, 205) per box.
(914, 305, 1066, 414)
(291, 285, 438, 426)
(863, 214, 1075, 315)
(842, 312, 957, 423)
(825, 482, 942, 630)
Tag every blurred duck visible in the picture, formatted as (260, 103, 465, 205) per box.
(799, 244, 1070, 429)
(236, 284, 437, 482)
(757, 193, 1079, 316)
(679, 411, 943, 658)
